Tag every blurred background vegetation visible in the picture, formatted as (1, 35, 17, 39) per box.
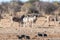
(0, 0, 60, 17)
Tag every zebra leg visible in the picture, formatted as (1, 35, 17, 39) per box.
(23, 22, 26, 27)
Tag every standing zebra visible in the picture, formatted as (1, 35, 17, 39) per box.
(23, 16, 37, 27)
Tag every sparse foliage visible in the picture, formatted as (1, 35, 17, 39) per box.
(45, 4, 57, 14)
(28, 0, 39, 3)
(0, 0, 59, 17)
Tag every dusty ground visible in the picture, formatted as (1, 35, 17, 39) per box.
(0, 16, 60, 40)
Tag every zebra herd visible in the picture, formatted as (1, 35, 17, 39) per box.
(12, 15, 37, 27)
